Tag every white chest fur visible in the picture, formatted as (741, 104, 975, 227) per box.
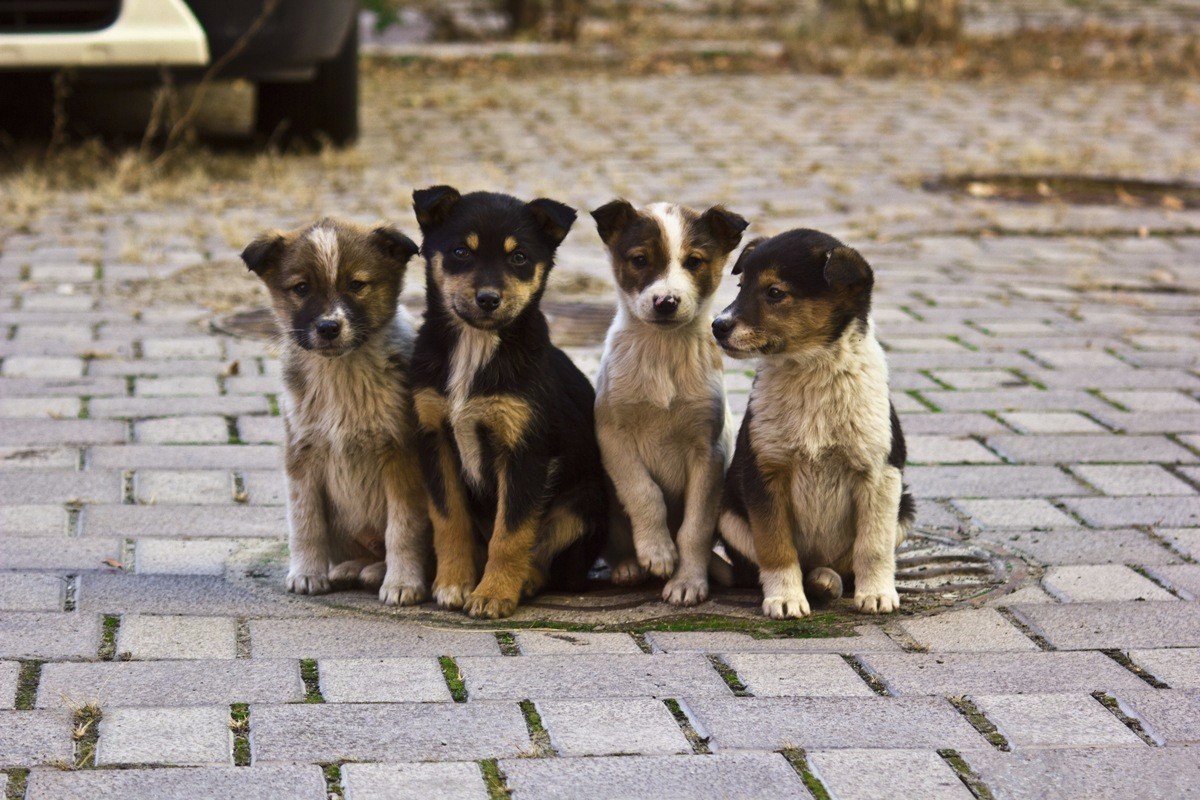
(447, 325, 499, 489)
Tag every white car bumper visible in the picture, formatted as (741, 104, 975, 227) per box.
(0, 0, 209, 68)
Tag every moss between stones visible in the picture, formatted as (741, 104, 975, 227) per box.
(229, 704, 250, 766)
(15, 662, 41, 711)
(781, 749, 831, 800)
(439, 656, 468, 702)
(478, 759, 511, 799)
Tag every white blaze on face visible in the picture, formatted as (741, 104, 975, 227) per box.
(638, 203, 700, 323)
(308, 225, 340, 285)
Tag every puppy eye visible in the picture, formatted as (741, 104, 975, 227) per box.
(291, 282, 309, 297)
(630, 254, 648, 269)
(348, 280, 368, 293)
(510, 252, 528, 266)
(684, 255, 704, 270)
(452, 247, 470, 260)
(766, 286, 787, 302)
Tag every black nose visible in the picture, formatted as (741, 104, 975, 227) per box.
(476, 290, 501, 312)
(315, 319, 342, 340)
(712, 316, 735, 339)
(653, 295, 679, 316)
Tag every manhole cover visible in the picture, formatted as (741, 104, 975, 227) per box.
(925, 174, 1200, 209)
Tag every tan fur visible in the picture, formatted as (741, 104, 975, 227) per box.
(466, 232, 479, 251)
(504, 236, 518, 253)
(463, 462, 540, 619)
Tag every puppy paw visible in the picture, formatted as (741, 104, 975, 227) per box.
(762, 591, 810, 619)
(464, 591, 518, 620)
(663, 573, 709, 606)
(854, 588, 900, 614)
(286, 572, 331, 596)
(433, 582, 474, 609)
(637, 539, 679, 580)
(380, 580, 427, 607)
(611, 558, 647, 586)
(327, 560, 365, 585)
(359, 561, 387, 589)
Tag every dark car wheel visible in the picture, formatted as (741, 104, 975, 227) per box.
(255, 20, 358, 147)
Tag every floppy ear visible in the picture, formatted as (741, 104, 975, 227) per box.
(590, 199, 637, 245)
(412, 185, 461, 233)
(370, 226, 419, 266)
(526, 198, 577, 248)
(823, 245, 873, 289)
(699, 205, 749, 254)
(241, 232, 286, 276)
(730, 236, 766, 276)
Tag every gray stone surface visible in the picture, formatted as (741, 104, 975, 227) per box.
(808, 749, 973, 800)
(134, 470, 233, 505)
(906, 465, 1089, 499)
(24, 766, 327, 799)
(977, 529, 1177, 565)
(857, 652, 1149, 697)
(341, 762, 488, 800)
(251, 702, 531, 763)
(962, 746, 1200, 800)
(250, 619, 501, 658)
(0, 573, 65, 611)
(1115, 690, 1200, 745)
(458, 654, 732, 700)
(0, 660, 18, 709)
(318, 658, 452, 703)
(1144, 564, 1200, 600)
(0, 470, 120, 504)
(952, 498, 1081, 529)
(501, 753, 811, 800)
(83, 504, 283, 538)
(719, 653, 875, 697)
(1070, 464, 1197, 496)
(96, 706, 231, 766)
(0, 611, 100, 659)
(985, 434, 1196, 464)
(1063, 496, 1200, 527)
(1042, 565, 1176, 602)
(972, 692, 1143, 748)
(1013, 602, 1200, 650)
(899, 608, 1039, 652)
(1126, 649, 1200, 689)
(37, 660, 304, 708)
(134, 539, 239, 576)
(645, 627, 899, 654)
(536, 698, 692, 756)
(0, 710, 73, 767)
(116, 615, 237, 660)
(515, 631, 643, 654)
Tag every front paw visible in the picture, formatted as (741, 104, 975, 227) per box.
(611, 558, 647, 586)
(854, 588, 900, 614)
(380, 579, 428, 606)
(663, 573, 709, 606)
(762, 591, 810, 619)
(433, 581, 475, 609)
(464, 590, 518, 619)
(286, 572, 331, 595)
(637, 538, 678, 579)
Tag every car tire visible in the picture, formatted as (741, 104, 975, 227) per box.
(255, 20, 358, 147)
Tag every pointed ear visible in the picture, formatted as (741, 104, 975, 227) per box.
(699, 205, 749, 254)
(590, 199, 637, 245)
(412, 185, 461, 233)
(823, 245, 873, 289)
(370, 226, 419, 266)
(730, 236, 766, 276)
(241, 232, 286, 276)
(526, 198, 577, 248)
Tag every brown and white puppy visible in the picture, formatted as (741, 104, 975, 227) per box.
(591, 200, 748, 605)
(241, 218, 431, 605)
(713, 229, 915, 618)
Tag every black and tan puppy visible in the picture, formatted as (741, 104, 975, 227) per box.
(409, 186, 607, 619)
(712, 229, 915, 618)
(241, 218, 431, 605)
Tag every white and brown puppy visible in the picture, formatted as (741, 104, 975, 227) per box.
(591, 200, 748, 605)
(242, 218, 431, 605)
(713, 229, 915, 618)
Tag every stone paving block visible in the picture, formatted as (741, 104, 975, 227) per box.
(91, 395, 270, 419)
(1070, 464, 1196, 496)
(985, 584, 1057, 605)
(1104, 390, 1200, 412)
(239, 415, 286, 444)
(458, 654, 732, 700)
(645, 627, 900, 654)
(135, 470, 232, 505)
(0, 504, 67, 535)
(899, 608, 1038, 652)
(1042, 565, 1176, 603)
(972, 692, 1143, 748)
(962, 746, 1200, 800)
(0, 661, 18, 709)
(341, 762, 488, 800)
(952, 499, 1080, 529)
(856, 651, 1147, 697)
(1064, 496, 1200, 527)
(250, 618, 501, 658)
(141, 338, 224, 360)
(25, 765, 327, 800)
(0, 376, 126, 399)
(0, 418, 127, 446)
(135, 415, 230, 444)
(1097, 411, 1200, 434)
(931, 369, 1023, 390)
(135, 376, 220, 397)
(1161, 528, 1200, 560)
(318, 658, 451, 703)
(1030, 350, 1125, 370)
(1143, 564, 1200, 600)
(986, 434, 1196, 464)
(514, 631, 642, 655)
(0, 446, 78, 471)
(535, 698, 692, 756)
(719, 653, 875, 697)
(906, 436, 1001, 464)
(97, 706, 231, 766)
(683, 696, 984, 751)
(117, 615, 237, 660)
(1, 356, 83, 378)
(501, 753, 810, 800)
(0, 611, 100, 659)
(251, 702, 531, 763)
(1115, 689, 1200, 745)
(999, 412, 1109, 434)
(976, 529, 1177, 565)
(76, 573, 299, 617)
(84, 504, 283, 538)
(90, 443, 282, 470)
(0, 469, 120, 504)
(0, 396, 80, 418)
(0, 710, 74, 767)
(921, 389, 1114, 414)
(1127, 649, 1200, 689)
(906, 466, 1089, 499)
(242, 470, 285, 505)
(1013, 601, 1200, 650)
(0, 537, 120, 570)
(0, 573, 64, 611)
(37, 660, 304, 708)
(808, 749, 973, 800)
(134, 538, 239, 575)
(895, 413, 1009, 436)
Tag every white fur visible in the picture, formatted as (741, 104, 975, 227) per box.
(624, 203, 702, 324)
(308, 225, 340, 284)
(447, 323, 499, 489)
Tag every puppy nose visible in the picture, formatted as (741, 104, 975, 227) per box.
(712, 316, 735, 339)
(315, 319, 342, 340)
(475, 290, 501, 312)
(653, 295, 679, 316)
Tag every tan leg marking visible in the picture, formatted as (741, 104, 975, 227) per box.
(466, 463, 542, 619)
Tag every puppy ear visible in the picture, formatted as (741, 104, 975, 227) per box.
(823, 246, 873, 289)
(526, 198, 577, 248)
(412, 185, 461, 233)
(730, 236, 766, 276)
(370, 226, 420, 266)
(241, 232, 286, 276)
(590, 199, 636, 245)
(699, 205, 749, 254)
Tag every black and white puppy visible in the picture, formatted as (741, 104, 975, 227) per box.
(242, 218, 431, 605)
(409, 186, 607, 619)
(591, 200, 747, 605)
(712, 229, 915, 618)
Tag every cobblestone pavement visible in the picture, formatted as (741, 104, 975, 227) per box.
(1, 70, 1199, 798)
